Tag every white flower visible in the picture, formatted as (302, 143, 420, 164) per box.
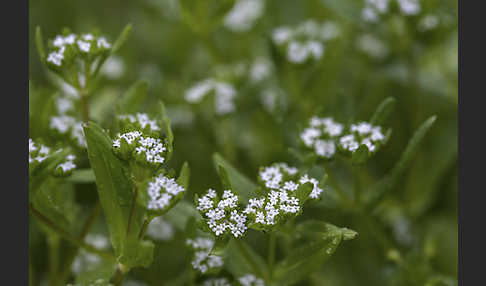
(119, 113, 161, 133)
(96, 37, 111, 49)
(356, 34, 389, 59)
(56, 97, 74, 114)
(339, 134, 360, 152)
(397, 0, 420, 15)
(418, 14, 440, 32)
(224, 0, 265, 32)
(299, 174, 323, 199)
(146, 217, 175, 241)
(238, 274, 265, 286)
(272, 27, 293, 45)
(146, 174, 185, 211)
(47, 51, 64, 66)
(300, 116, 343, 158)
(85, 234, 109, 249)
(100, 56, 124, 79)
(202, 278, 232, 286)
(56, 154, 77, 173)
(249, 58, 272, 84)
(185, 79, 237, 115)
(186, 237, 224, 273)
(77, 40, 91, 53)
(197, 189, 248, 238)
(340, 121, 386, 154)
(49, 115, 86, 148)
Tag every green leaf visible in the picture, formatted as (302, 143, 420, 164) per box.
(84, 122, 133, 257)
(159, 100, 174, 160)
(111, 24, 132, 54)
(273, 231, 344, 285)
(294, 182, 313, 204)
(363, 116, 437, 210)
(217, 164, 232, 190)
(29, 148, 72, 195)
(67, 169, 96, 183)
(296, 220, 358, 241)
(117, 80, 148, 114)
(73, 259, 117, 286)
(225, 239, 269, 281)
(212, 153, 257, 203)
(370, 97, 397, 126)
(177, 162, 191, 190)
(119, 239, 154, 269)
(35, 26, 46, 63)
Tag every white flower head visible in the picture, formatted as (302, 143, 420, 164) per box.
(202, 278, 232, 286)
(186, 237, 224, 274)
(339, 121, 386, 154)
(300, 116, 343, 159)
(118, 113, 161, 134)
(246, 162, 324, 229)
(112, 130, 167, 167)
(146, 174, 185, 212)
(273, 20, 340, 64)
(197, 189, 248, 238)
(238, 274, 265, 286)
(224, 0, 265, 32)
(49, 115, 86, 148)
(146, 217, 175, 241)
(185, 79, 237, 115)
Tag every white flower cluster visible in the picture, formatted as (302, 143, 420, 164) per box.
(146, 217, 175, 241)
(362, 0, 421, 22)
(201, 278, 232, 286)
(238, 274, 265, 286)
(47, 33, 111, 67)
(186, 237, 224, 274)
(272, 20, 340, 64)
(185, 79, 237, 115)
(300, 116, 344, 159)
(197, 189, 248, 238)
(146, 174, 185, 212)
(112, 131, 167, 165)
(29, 138, 52, 164)
(49, 113, 86, 148)
(339, 122, 386, 153)
(223, 0, 265, 32)
(56, 154, 77, 173)
(29, 138, 77, 174)
(72, 234, 109, 274)
(243, 163, 322, 228)
(356, 34, 389, 59)
(118, 113, 161, 133)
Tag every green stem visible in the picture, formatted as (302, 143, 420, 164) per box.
(80, 89, 90, 122)
(58, 201, 101, 283)
(323, 163, 354, 209)
(268, 232, 277, 279)
(138, 217, 151, 240)
(235, 240, 269, 283)
(126, 187, 139, 236)
(29, 203, 114, 261)
(47, 234, 60, 286)
(110, 264, 128, 286)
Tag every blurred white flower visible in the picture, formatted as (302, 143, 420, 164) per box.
(224, 0, 265, 32)
(146, 217, 175, 241)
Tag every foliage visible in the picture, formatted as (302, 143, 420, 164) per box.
(29, 0, 457, 285)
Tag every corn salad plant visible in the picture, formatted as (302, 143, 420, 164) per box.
(29, 0, 457, 285)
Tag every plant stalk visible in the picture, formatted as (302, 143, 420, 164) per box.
(268, 232, 277, 280)
(29, 203, 114, 261)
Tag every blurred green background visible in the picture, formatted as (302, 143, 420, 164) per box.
(29, 0, 457, 285)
